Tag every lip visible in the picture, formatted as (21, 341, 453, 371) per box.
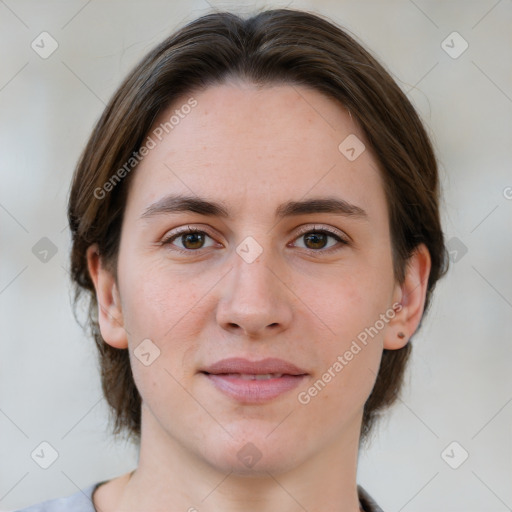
(200, 357, 308, 404)
(201, 357, 307, 376)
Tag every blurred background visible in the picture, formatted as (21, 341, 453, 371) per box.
(1, 1, 511, 510)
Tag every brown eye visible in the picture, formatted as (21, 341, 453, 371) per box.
(181, 232, 206, 249)
(293, 228, 348, 252)
(162, 228, 216, 251)
(303, 232, 329, 250)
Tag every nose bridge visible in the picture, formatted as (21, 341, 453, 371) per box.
(216, 240, 292, 336)
(232, 245, 276, 298)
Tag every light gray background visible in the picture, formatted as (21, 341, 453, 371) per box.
(1, 1, 511, 511)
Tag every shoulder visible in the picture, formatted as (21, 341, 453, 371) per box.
(358, 485, 384, 512)
(16, 481, 381, 512)
(14, 482, 104, 512)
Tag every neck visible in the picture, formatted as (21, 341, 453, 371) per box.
(116, 406, 363, 512)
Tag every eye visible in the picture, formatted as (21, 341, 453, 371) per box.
(160, 225, 348, 254)
(292, 226, 348, 252)
(161, 226, 217, 251)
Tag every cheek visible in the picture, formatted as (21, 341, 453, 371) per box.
(118, 254, 219, 386)
(294, 261, 394, 341)
(300, 324, 383, 425)
(120, 253, 202, 332)
(293, 263, 393, 410)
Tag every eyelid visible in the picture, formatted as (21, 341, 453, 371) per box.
(292, 224, 350, 243)
(288, 224, 350, 253)
(160, 225, 218, 244)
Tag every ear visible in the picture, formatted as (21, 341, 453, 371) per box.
(86, 244, 128, 349)
(384, 243, 431, 350)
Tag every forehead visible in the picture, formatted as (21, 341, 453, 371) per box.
(124, 82, 387, 222)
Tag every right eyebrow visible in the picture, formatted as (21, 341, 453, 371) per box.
(140, 194, 229, 219)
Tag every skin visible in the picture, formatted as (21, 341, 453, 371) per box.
(87, 81, 431, 512)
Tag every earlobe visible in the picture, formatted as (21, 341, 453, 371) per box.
(384, 244, 432, 350)
(86, 244, 128, 349)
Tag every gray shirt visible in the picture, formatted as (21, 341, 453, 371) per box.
(14, 482, 106, 512)
(15, 482, 383, 511)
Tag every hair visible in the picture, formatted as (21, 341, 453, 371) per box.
(68, 8, 448, 444)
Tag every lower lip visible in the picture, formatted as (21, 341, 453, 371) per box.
(203, 373, 307, 403)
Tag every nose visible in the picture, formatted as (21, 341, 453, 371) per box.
(216, 249, 293, 339)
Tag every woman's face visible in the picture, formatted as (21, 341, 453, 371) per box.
(94, 81, 418, 474)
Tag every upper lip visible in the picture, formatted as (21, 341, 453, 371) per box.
(201, 357, 308, 376)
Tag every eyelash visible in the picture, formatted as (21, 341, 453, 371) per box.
(160, 225, 349, 255)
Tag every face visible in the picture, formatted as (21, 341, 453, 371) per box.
(90, 81, 428, 476)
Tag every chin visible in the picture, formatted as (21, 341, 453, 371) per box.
(198, 428, 309, 476)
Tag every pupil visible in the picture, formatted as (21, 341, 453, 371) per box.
(305, 233, 327, 249)
(183, 233, 204, 249)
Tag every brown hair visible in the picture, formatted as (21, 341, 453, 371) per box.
(68, 8, 448, 444)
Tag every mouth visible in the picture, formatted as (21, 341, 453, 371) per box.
(210, 373, 290, 380)
(200, 357, 309, 403)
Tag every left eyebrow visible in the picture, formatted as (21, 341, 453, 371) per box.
(139, 194, 368, 220)
(275, 197, 367, 219)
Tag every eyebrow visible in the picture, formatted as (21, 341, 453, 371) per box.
(140, 194, 368, 220)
